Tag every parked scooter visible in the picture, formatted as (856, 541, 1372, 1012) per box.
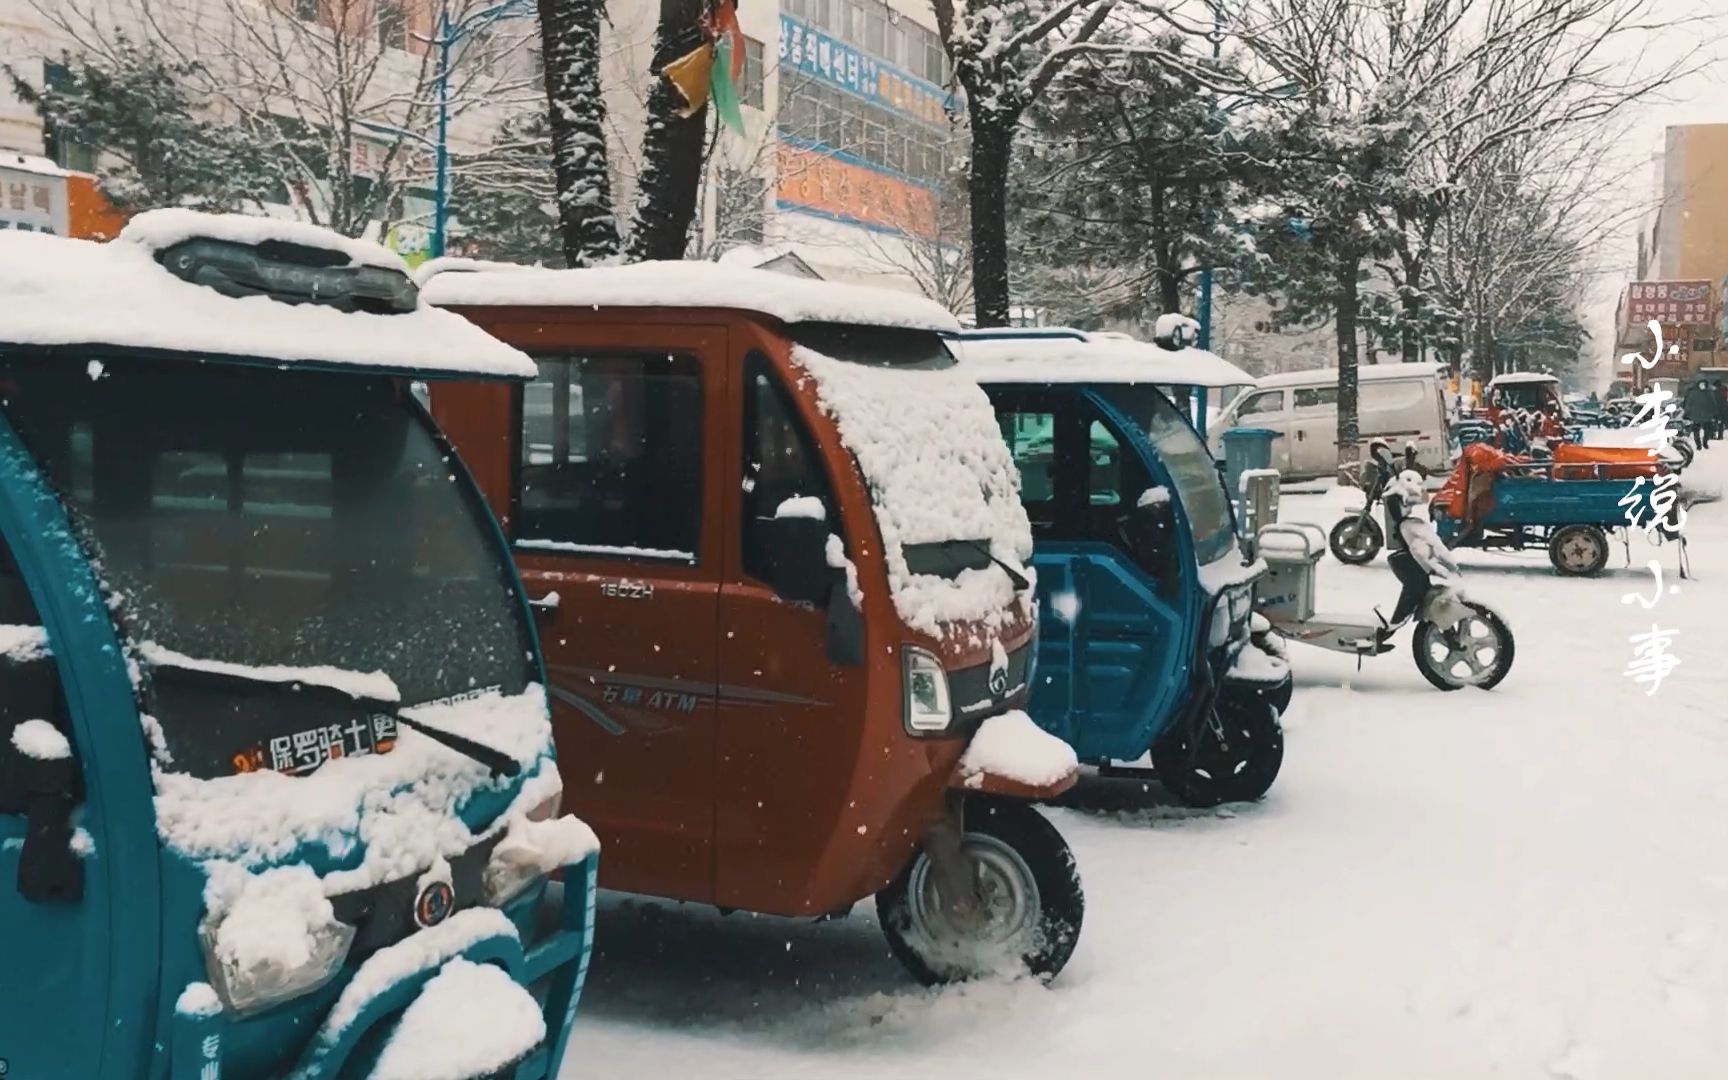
(1254, 472, 1516, 691)
(1327, 438, 1399, 564)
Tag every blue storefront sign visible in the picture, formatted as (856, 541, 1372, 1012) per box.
(778, 14, 947, 127)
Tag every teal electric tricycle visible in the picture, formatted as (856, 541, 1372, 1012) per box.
(0, 211, 599, 1079)
(957, 330, 1290, 807)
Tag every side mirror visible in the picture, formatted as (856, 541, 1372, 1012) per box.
(4, 721, 84, 903)
(758, 514, 832, 606)
(1404, 443, 1418, 470)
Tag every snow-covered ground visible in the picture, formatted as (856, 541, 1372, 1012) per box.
(562, 449, 1728, 1080)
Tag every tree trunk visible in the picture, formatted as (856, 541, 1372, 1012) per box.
(1400, 288, 1422, 364)
(969, 115, 1014, 327)
(1333, 249, 1361, 472)
(626, 0, 709, 262)
(538, 0, 621, 267)
(1156, 256, 1182, 315)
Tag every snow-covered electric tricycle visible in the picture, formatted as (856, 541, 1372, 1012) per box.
(423, 261, 1085, 985)
(1430, 442, 1668, 576)
(0, 213, 600, 1080)
(956, 330, 1291, 808)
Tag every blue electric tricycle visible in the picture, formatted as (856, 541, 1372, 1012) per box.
(957, 330, 1290, 807)
(0, 212, 599, 1079)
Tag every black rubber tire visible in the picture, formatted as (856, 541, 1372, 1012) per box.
(1548, 524, 1610, 576)
(1329, 515, 1385, 564)
(1413, 601, 1515, 691)
(1151, 689, 1285, 808)
(877, 798, 1083, 986)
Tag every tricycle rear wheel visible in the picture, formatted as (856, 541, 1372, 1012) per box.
(1548, 524, 1610, 576)
(1329, 515, 1384, 564)
(877, 798, 1083, 986)
(1151, 690, 1284, 808)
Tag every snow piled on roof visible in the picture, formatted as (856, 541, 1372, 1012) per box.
(421, 259, 961, 332)
(121, 208, 406, 271)
(370, 958, 546, 1080)
(154, 684, 554, 882)
(791, 345, 1034, 637)
(1487, 371, 1560, 386)
(0, 225, 534, 378)
(1255, 362, 1444, 388)
(956, 335, 1255, 389)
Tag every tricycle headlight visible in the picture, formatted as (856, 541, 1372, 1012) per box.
(902, 646, 953, 735)
(199, 912, 353, 1017)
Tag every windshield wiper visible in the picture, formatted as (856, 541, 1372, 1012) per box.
(145, 652, 522, 778)
(958, 539, 1031, 592)
(390, 709, 521, 779)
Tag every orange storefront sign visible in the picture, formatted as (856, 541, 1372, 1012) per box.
(775, 142, 936, 240)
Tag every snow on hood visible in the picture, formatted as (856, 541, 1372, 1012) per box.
(0, 227, 535, 379)
(791, 344, 1034, 637)
(420, 260, 962, 332)
(155, 685, 556, 887)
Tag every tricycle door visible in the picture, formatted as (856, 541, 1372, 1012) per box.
(0, 525, 108, 1076)
(991, 389, 1187, 761)
(506, 329, 723, 902)
(713, 349, 870, 913)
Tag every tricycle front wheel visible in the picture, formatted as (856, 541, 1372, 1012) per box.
(877, 798, 1083, 986)
(1151, 689, 1285, 808)
(1329, 515, 1384, 564)
(1548, 524, 1610, 576)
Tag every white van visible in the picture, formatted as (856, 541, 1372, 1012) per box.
(1209, 362, 1451, 481)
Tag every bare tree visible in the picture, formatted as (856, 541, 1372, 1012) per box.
(41, 0, 541, 239)
(860, 172, 975, 315)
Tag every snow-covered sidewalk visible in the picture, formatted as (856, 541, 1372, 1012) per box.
(563, 450, 1728, 1079)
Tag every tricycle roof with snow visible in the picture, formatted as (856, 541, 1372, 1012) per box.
(953, 329, 1291, 809)
(0, 212, 599, 1080)
(419, 260, 1085, 985)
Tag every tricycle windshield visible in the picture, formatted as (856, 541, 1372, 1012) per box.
(1093, 384, 1236, 564)
(0, 354, 536, 779)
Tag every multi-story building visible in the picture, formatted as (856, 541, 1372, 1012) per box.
(1614, 123, 1728, 379)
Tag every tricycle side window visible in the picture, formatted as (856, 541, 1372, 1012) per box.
(741, 353, 842, 586)
(515, 352, 704, 564)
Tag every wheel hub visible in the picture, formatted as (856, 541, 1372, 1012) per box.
(904, 834, 1040, 971)
(1424, 614, 1504, 686)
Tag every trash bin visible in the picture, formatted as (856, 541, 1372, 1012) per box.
(1220, 426, 1282, 497)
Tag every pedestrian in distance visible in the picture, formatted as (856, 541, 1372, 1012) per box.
(1682, 378, 1715, 448)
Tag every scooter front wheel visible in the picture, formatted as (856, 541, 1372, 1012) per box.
(1329, 515, 1385, 564)
(877, 798, 1083, 986)
(1413, 602, 1515, 690)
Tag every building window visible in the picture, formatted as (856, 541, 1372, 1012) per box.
(863, 4, 885, 54)
(741, 36, 765, 109)
(40, 63, 97, 173)
(517, 354, 704, 562)
(377, 0, 407, 50)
